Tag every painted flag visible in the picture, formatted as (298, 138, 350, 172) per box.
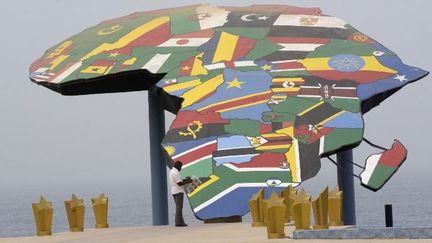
(187, 162, 295, 220)
(280, 6, 324, 15)
(198, 31, 257, 64)
(80, 16, 171, 62)
(273, 14, 347, 29)
(141, 53, 171, 73)
(158, 77, 202, 97)
(264, 37, 329, 60)
(157, 29, 214, 47)
(114, 57, 137, 72)
(213, 135, 261, 165)
(180, 74, 226, 108)
(226, 152, 288, 170)
(298, 54, 397, 83)
(184, 69, 273, 117)
(163, 110, 229, 143)
(254, 59, 307, 74)
(254, 132, 293, 153)
(348, 32, 375, 44)
(178, 53, 208, 77)
(122, 18, 171, 47)
(294, 124, 332, 144)
(222, 11, 281, 27)
(262, 111, 296, 123)
(322, 111, 363, 129)
(294, 101, 344, 128)
(223, 119, 273, 138)
(196, 5, 230, 30)
(360, 140, 407, 191)
(269, 14, 354, 40)
(80, 60, 116, 74)
(203, 60, 258, 71)
(30, 68, 56, 82)
(298, 83, 358, 100)
(321, 127, 363, 155)
(163, 137, 218, 178)
(30, 40, 74, 75)
(270, 77, 304, 96)
(170, 5, 230, 34)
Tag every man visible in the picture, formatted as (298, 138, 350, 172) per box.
(169, 161, 192, 227)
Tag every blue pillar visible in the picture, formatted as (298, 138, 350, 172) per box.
(337, 149, 356, 225)
(148, 90, 169, 225)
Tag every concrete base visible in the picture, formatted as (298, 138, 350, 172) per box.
(4, 223, 432, 243)
(293, 226, 432, 239)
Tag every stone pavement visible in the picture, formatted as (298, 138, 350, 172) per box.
(1, 223, 431, 243)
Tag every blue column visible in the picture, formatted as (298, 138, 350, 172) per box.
(148, 90, 169, 225)
(337, 149, 356, 225)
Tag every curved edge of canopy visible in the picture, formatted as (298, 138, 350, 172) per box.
(30, 69, 184, 114)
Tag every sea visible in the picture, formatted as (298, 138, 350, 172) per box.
(1, 179, 432, 238)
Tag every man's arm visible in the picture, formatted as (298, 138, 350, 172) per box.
(177, 177, 193, 186)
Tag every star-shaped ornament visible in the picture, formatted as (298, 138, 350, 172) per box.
(261, 64, 272, 71)
(258, 16, 270, 21)
(66, 193, 84, 209)
(181, 65, 191, 71)
(226, 78, 244, 89)
(92, 193, 108, 206)
(109, 52, 119, 57)
(394, 74, 408, 82)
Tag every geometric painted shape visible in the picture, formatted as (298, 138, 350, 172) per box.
(360, 140, 407, 191)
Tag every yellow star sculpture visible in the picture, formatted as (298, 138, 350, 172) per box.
(92, 193, 108, 206)
(226, 78, 244, 89)
(67, 193, 84, 209)
(36, 196, 52, 210)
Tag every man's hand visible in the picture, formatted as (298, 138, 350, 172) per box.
(177, 177, 193, 186)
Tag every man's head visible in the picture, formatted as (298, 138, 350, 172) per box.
(174, 161, 183, 171)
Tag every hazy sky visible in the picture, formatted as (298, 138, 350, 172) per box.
(1, 0, 431, 195)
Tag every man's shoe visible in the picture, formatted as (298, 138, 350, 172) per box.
(175, 223, 188, 227)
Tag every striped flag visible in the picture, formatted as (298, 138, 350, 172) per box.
(163, 110, 229, 143)
(273, 14, 347, 29)
(298, 55, 397, 83)
(265, 37, 330, 60)
(30, 68, 56, 82)
(268, 14, 354, 40)
(141, 53, 171, 73)
(213, 135, 261, 165)
(178, 53, 208, 77)
(158, 77, 202, 97)
(360, 140, 407, 191)
(188, 162, 296, 220)
(80, 60, 116, 74)
(198, 31, 256, 64)
(164, 137, 217, 178)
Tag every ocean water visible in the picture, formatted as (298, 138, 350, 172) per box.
(1, 181, 431, 238)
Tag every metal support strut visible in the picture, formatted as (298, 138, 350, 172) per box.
(148, 89, 169, 225)
(337, 149, 356, 225)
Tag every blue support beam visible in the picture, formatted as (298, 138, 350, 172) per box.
(148, 90, 169, 225)
(337, 149, 356, 225)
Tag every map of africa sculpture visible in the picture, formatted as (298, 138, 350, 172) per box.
(29, 4, 428, 220)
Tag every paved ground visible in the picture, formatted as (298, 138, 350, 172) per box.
(1, 223, 431, 243)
